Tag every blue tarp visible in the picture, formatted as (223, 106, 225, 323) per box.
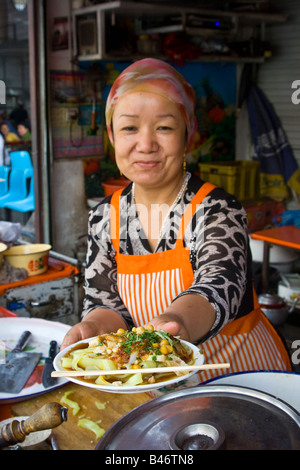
(247, 84, 300, 197)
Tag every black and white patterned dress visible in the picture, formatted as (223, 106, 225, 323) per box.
(83, 172, 254, 343)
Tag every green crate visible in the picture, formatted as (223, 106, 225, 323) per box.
(198, 161, 260, 201)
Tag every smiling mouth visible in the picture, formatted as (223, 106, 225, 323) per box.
(134, 161, 160, 168)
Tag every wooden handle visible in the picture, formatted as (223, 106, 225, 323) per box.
(0, 402, 68, 449)
(51, 363, 230, 378)
(21, 402, 68, 433)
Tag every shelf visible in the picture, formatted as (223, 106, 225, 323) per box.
(72, 1, 287, 62)
(94, 53, 267, 64)
(72, 1, 287, 23)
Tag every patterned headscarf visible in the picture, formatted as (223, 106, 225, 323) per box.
(105, 58, 197, 150)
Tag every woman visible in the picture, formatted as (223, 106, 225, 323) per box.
(62, 58, 291, 382)
(17, 122, 32, 141)
(0, 122, 20, 143)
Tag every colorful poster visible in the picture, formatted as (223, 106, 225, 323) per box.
(49, 62, 237, 162)
(100, 60, 237, 165)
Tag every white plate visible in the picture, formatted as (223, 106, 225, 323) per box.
(0, 317, 71, 403)
(54, 336, 204, 394)
(202, 371, 300, 413)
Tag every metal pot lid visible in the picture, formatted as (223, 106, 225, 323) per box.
(258, 293, 286, 307)
(96, 385, 300, 450)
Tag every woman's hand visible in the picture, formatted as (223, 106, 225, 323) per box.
(150, 315, 190, 341)
(151, 294, 216, 343)
(60, 308, 128, 350)
(60, 320, 105, 351)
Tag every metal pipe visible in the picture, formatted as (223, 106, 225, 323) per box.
(49, 249, 86, 268)
(28, 0, 51, 244)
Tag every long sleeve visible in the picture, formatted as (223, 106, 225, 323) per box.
(81, 176, 254, 339)
(82, 198, 134, 329)
(176, 185, 253, 340)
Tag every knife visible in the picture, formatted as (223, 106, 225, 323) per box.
(0, 331, 42, 394)
(42, 340, 58, 388)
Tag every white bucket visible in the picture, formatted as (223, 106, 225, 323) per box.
(250, 238, 299, 272)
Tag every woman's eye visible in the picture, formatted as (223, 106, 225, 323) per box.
(158, 126, 172, 131)
(122, 126, 137, 132)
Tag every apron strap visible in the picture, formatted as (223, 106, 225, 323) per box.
(175, 182, 216, 247)
(111, 188, 124, 253)
(110, 182, 217, 252)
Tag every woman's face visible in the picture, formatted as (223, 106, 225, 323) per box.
(0, 124, 9, 136)
(112, 91, 187, 188)
(17, 124, 27, 136)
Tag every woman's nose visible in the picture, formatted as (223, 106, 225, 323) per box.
(136, 128, 158, 153)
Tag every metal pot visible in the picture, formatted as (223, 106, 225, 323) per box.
(258, 293, 299, 326)
(95, 385, 300, 450)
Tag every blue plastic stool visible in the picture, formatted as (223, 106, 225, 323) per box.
(9, 150, 33, 172)
(5, 176, 35, 212)
(0, 168, 32, 208)
(0, 165, 10, 197)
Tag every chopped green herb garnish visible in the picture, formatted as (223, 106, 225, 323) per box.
(120, 329, 178, 355)
(154, 330, 178, 346)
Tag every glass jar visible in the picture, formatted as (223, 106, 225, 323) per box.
(137, 35, 152, 55)
(150, 34, 161, 55)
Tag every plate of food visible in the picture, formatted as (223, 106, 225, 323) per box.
(53, 325, 205, 394)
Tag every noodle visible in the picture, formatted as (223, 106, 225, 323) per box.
(61, 325, 194, 386)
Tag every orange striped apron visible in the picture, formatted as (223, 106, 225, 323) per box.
(111, 183, 292, 383)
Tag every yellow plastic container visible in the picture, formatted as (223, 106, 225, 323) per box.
(198, 161, 260, 201)
(0, 243, 7, 267)
(4, 244, 52, 276)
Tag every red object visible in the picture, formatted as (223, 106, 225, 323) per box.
(252, 226, 300, 251)
(24, 365, 43, 389)
(243, 199, 286, 233)
(0, 404, 12, 420)
(84, 159, 100, 175)
(91, 110, 96, 131)
(163, 33, 201, 65)
(102, 178, 130, 197)
(0, 306, 17, 317)
(208, 107, 226, 123)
